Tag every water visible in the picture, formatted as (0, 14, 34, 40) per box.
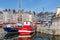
(0, 32, 60, 40)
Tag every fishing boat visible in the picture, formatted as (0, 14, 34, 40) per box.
(4, 22, 18, 34)
(18, 21, 36, 35)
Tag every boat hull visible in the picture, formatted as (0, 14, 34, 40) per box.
(4, 28, 18, 33)
(18, 30, 35, 35)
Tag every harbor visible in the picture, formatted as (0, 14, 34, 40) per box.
(0, 32, 60, 40)
(0, 0, 60, 40)
(0, 21, 60, 40)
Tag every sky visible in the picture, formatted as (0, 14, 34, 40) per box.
(0, 0, 60, 13)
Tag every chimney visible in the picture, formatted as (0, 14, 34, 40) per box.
(3, 9, 7, 11)
(33, 11, 36, 16)
(9, 9, 11, 11)
(13, 9, 16, 13)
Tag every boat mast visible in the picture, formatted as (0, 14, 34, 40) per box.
(18, 0, 21, 10)
(18, 0, 22, 23)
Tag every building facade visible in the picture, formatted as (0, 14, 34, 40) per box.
(22, 11, 36, 23)
(2, 9, 19, 23)
(2, 9, 12, 23)
(37, 12, 54, 26)
(50, 6, 60, 35)
(22, 12, 31, 22)
(51, 6, 60, 27)
(0, 9, 37, 24)
(56, 6, 60, 15)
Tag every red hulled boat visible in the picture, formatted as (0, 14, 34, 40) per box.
(18, 21, 36, 35)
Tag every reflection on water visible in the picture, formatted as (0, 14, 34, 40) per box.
(1, 32, 60, 40)
(18, 37, 32, 40)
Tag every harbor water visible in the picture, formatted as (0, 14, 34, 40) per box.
(0, 32, 60, 40)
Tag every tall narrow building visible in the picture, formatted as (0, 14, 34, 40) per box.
(56, 6, 60, 15)
(18, 0, 23, 24)
(18, 10, 23, 23)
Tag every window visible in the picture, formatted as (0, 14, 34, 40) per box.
(7, 12, 11, 19)
(0, 13, 3, 20)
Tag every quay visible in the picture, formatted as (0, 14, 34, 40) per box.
(36, 24, 60, 35)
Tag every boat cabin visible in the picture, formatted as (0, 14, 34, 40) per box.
(23, 21, 31, 25)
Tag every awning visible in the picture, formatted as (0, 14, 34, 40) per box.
(33, 22, 41, 24)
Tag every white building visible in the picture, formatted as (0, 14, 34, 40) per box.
(2, 9, 19, 23)
(22, 11, 37, 23)
(0, 11, 3, 22)
(22, 11, 32, 23)
(56, 6, 60, 15)
(2, 10, 12, 23)
(32, 11, 37, 22)
(0, 9, 37, 24)
(50, 6, 60, 35)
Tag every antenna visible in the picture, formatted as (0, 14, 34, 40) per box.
(42, 8, 44, 12)
(42, 8, 44, 14)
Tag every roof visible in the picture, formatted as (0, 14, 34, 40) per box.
(0, 11, 3, 14)
(53, 13, 60, 19)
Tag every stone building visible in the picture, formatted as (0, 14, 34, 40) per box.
(50, 6, 60, 35)
(56, 6, 60, 15)
(2, 9, 12, 23)
(1, 9, 19, 23)
(32, 11, 37, 22)
(0, 11, 3, 22)
(22, 11, 37, 23)
(0, 9, 37, 24)
(37, 12, 54, 26)
(18, 10, 23, 23)
(0, 9, 36, 23)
